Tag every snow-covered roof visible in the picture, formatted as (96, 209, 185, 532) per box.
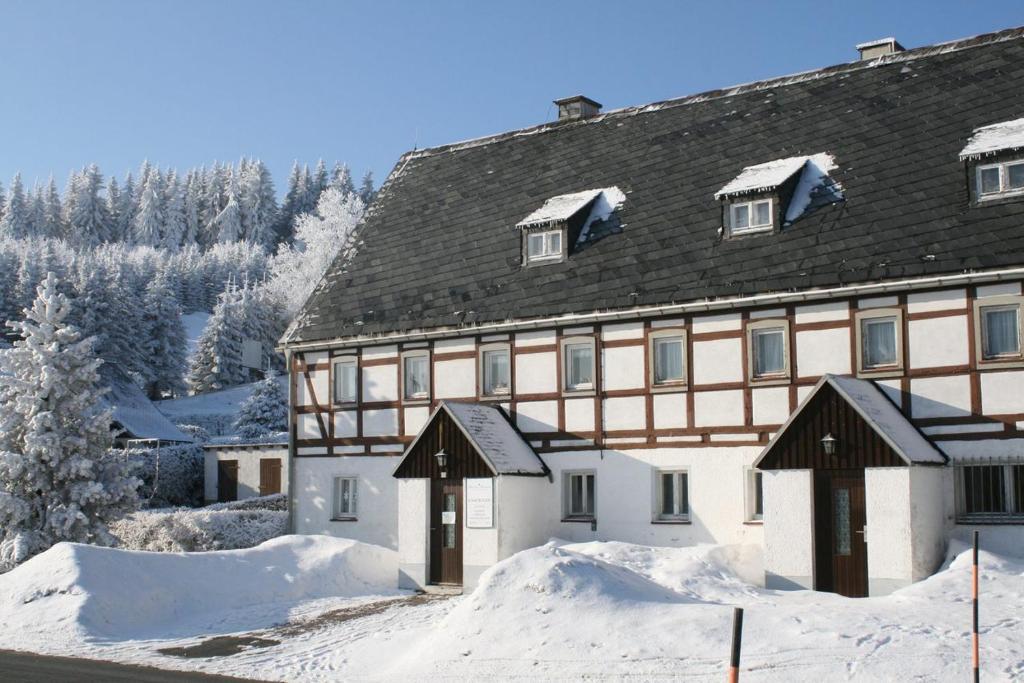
(516, 188, 609, 228)
(396, 401, 548, 476)
(959, 117, 1024, 160)
(156, 378, 287, 419)
(758, 374, 946, 467)
(855, 36, 898, 50)
(101, 365, 192, 443)
(715, 153, 836, 199)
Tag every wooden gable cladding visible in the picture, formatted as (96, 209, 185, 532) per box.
(394, 408, 496, 479)
(758, 382, 905, 470)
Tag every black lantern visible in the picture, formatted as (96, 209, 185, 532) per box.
(434, 449, 448, 478)
(821, 433, 838, 456)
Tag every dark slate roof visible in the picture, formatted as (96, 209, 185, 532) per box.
(287, 27, 1024, 345)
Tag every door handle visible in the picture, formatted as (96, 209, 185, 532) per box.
(854, 527, 867, 542)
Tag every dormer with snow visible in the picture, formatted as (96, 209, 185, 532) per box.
(515, 187, 625, 266)
(714, 154, 843, 238)
(959, 117, 1024, 204)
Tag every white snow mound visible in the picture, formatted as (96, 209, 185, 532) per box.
(0, 535, 398, 641)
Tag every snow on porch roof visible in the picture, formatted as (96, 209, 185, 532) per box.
(395, 401, 549, 476)
(714, 153, 836, 199)
(756, 374, 946, 468)
(959, 116, 1024, 160)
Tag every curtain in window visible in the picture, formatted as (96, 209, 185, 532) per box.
(655, 338, 683, 383)
(754, 330, 785, 375)
(985, 309, 1019, 357)
(335, 363, 357, 402)
(405, 356, 427, 397)
(571, 475, 584, 514)
(567, 346, 592, 387)
(661, 473, 675, 515)
(864, 319, 897, 366)
(484, 350, 509, 394)
(585, 475, 595, 515)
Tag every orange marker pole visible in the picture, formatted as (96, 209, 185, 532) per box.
(972, 530, 979, 683)
(728, 607, 743, 683)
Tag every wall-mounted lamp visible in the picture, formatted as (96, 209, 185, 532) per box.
(821, 433, 838, 456)
(434, 448, 448, 478)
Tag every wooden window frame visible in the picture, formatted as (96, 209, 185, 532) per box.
(332, 475, 358, 521)
(523, 226, 566, 265)
(973, 295, 1024, 368)
(746, 318, 791, 384)
(975, 159, 1024, 201)
(728, 197, 774, 236)
(648, 328, 688, 391)
(652, 468, 690, 524)
(854, 308, 904, 378)
(560, 336, 597, 396)
(401, 349, 432, 404)
(745, 468, 764, 523)
(331, 355, 359, 407)
(562, 470, 596, 521)
(478, 342, 512, 400)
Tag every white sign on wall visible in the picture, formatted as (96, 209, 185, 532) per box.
(465, 478, 494, 528)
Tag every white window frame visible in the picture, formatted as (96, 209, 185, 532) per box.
(649, 329, 687, 389)
(332, 356, 359, 405)
(955, 462, 1024, 524)
(561, 336, 596, 394)
(745, 468, 764, 522)
(854, 308, 904, 377)
(729, 198, 774, 235)
(746, 319, 790, 383)
(401, 349, 431, 403)
(525, 228, 564, 263)
(976, 160, 1024, 200)
(563, 470, 596, 520)
(332, 476, 358, 520)
(973, 295, 1024, 367)
(653, 468, 690, 523)
(479, 343, 511, 398)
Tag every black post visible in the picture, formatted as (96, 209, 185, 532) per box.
(729, 607, 744, 683)
(973, 531, 979, 683)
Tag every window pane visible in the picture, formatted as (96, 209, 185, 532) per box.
(1008, 163, 1024, 190)
(754, 472, 763, 517)
(661, 473, 675, 515)
(964, 466, 1006, 514)
(571, 475, 583, 514)
(585, 474, 595, 516)
(980, 167, 1001, 194)
(834, 488, 851, 555)
(547, 231, 562, 255)
(404, 355, 428, 397)
(753, 329, 785, 376)
(678, 473, 689, 515)
(863, 318, 897, 367)
(753, 200, 771, 226)
(566, 344, 593, 389)
(335, 362, 357, 402)
(483, 349, 510, 394)
(983, 308, 1020, 357)
(654, 337, 684, 383)
(1013, 465, 1024, 515)
(733, 204, 750, 230)
(528, 233, 544, 256)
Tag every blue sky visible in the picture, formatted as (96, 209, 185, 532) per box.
(1, 1, 1021, 194)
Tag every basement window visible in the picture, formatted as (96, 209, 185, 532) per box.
(956, 463, 1024, 523)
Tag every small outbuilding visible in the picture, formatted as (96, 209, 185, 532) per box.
(203, 439, 289, 504)
(393, 401, 551, 591)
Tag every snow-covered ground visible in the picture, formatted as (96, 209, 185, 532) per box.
(0, 537, 1021, 682)
(182, 311, 211, 360)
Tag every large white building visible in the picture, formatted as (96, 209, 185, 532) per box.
(280, 28, 1024, 596)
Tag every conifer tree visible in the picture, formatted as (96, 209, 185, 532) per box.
(212, 195, 243, 244)
(141, 278, 187, 398)
(66, 165, 111, 244)
(0, 174, 29, 239)
(133, 170, 164, 247)
(0, 274, 140, 570)
(329, 162, 356, 199)
(116, 172, 136, 241)
(42, 176, 65, 239)
(162, 171, 186, 250)
(105, 176, 123, 241)
(358, 170, 376, 206)
(233, 370, 287, 438)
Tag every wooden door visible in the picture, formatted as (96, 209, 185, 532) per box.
(814, 469, 868, 597)
(259, 458, 282, 496)
(217, 460, 239, 503)
(429, 478, 463, 585)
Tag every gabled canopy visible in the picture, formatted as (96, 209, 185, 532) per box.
(393, 401, 549, 479)
(959, 116, 1024, 160)
(755, 374, 946, 470)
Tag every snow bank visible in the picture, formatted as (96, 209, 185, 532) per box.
(0, 535, 399, 642)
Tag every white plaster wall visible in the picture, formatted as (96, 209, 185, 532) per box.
(515, 330, 556, 347)
(976, 282, 1022, 298)
(694, 389, 744, 427)
(397, 478, 429, 589)
(515, 352, 557, 394)
(602, 345, 644, 391)
(653, 393, 687, 429)
(763, 470, 814, 590)
(293, 456, 400, 549)
(795, 328, 851, 377)
(858, 295, 899, 309)
(497, 476, 558, 560)
(362, 364, 398, 402)
(601, 322, 644, 341)
(906, 289, 966, 313)
(296, 369, 329, 407)
(752, 386, 790, 425)
(692, 338, 743, 385)
(463, 517, 499, 590)
(796, 385, 814, 404)
(434, 337, 475, 353)
(564, 397, 595, 432)
(795, 301, 848, 324)
(865, 468, 913, 594)
(297, 413, 322, 440)
(909, 466, 949, 582)
(363, 409, 399, 437)
(515, 400, 558, 433)
(750, 307, 785, 320)
(908, 316, 969, 368)
(204, 446, 289, 502)
(692, 312, 741, 333)
(404, 406, 430, 435)
(333, 410, 357, 438)
(910, 375, 972, 418)
(434, 358, 475, 398)
(980, 370, 1024, 414)
(603, 396, 646, 431)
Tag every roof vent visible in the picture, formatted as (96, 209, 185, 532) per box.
(856, 37, 905, 60)
(554, 95, 602, 122)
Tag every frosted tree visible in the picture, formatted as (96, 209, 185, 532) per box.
(313, 159, 329, 199)
(0, 274, 140, 571)
(186, 283, 246, 393)
(162, 171, 186, 250)
(141, 278, 187, 398)
(66, 165, 111, 244)
(269, 187, 365, 314)
(104, 176, 123, 241)
(329, 162, 356, 198)
(182, 170, 203, 247)
(238, 160, 277, 248)
(42, 176, 65, 239)
(116, 172, 136, 241)
(211, 194, 243, 244)
(233, 370, 287, 438)
(133, 170, 164, 246)
(0, 174, 29, 239)
(358, 170, 376, 206)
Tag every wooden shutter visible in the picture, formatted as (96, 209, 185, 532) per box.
(259, 458, 282, 496)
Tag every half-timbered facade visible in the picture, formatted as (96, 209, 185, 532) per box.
(281, 28, 1024, 595)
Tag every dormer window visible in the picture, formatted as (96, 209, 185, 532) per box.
(517, 187, 625, 266)
(960, 117, 1024, 203)
(526, 229, 563, 262)
(730, 198, 773, 234)
(976, 160, 1024, 198)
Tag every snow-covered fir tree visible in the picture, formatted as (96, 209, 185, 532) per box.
(186, 283, 246, 393)
(358, 170, 376, 206)
(330, 162, 356, 198)
(133, 169, 164, 246)
(162, 170, 187, 250)
(233, 370, 287, 438)
(66, 165, 111, 245)
(212, 194, 243, 244)
(0, 274, 140, 571)
(0, 174, 29, 239)
(141, 277, 187, 398)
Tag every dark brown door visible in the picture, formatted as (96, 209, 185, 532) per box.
(429, 478, 463, 585)
(814, 469, 868, 597)
(259, 458, 282, 496)
(217, 460, 239, 502)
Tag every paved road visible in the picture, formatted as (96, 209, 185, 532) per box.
(0, 649, 269, 682)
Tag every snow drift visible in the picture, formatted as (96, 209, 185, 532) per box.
(0, 535, 398, 642)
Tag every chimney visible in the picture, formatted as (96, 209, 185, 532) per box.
(856, 37, 905, 60)
(554, 95, 602, 122)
